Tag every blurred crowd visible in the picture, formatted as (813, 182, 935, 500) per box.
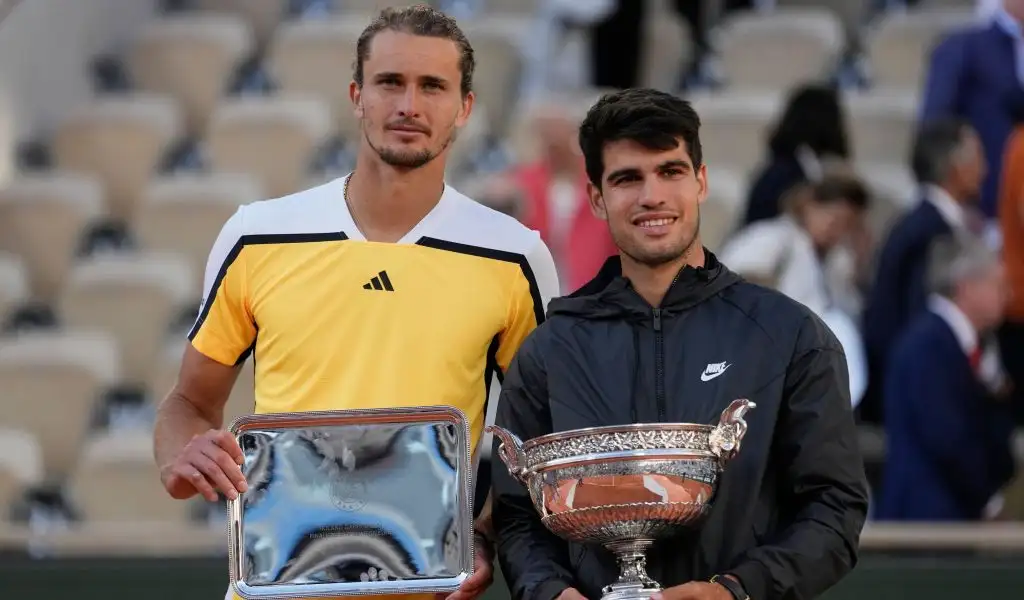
(473, 0, 1024, 523)
(0, 0, 1023, 538)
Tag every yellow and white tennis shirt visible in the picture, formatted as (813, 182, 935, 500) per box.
(189, 174, 558, 600)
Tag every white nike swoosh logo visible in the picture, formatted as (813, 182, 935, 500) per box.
(700, 365, 730, 382)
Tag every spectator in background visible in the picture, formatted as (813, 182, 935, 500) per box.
(876, 236, 1015, 521)
(742, 83, 850, 226)
(920, 0, 1024, 221)
(510, 101, 618, 293)
(998, 124, 1024, 421)
(720, 172, 871, 406)
(721, 172, 870, 318)
(860, 118, 988, 424)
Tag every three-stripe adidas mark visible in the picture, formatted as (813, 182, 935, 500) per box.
(363, 270, 395, 291)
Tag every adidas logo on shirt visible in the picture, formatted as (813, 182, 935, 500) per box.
(363, 270, 395, 291)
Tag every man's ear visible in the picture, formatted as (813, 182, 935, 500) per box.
(586, 181, 607, 220)
(456, 91, 475, 129)
(696, 163, 709, 206)
(349, 81, 363, 119)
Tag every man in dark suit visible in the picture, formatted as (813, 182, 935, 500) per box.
(920, 0, 1024, 219)
(859, 118, 987, 423)
(876, 235, 1015, 521)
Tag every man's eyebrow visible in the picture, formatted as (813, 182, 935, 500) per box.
(606, 167, 641, 181)
(373, 72, 451, 85)
(659, 159, 692, 170)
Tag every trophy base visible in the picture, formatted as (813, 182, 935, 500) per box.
(600, 539, 661, 600)
(600, 582, 662, 600)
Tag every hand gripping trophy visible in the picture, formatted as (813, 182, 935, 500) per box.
(488, 398, 756, 600)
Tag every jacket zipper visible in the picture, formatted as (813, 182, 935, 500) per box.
(652, 269, 683, 422)
(653, 307, 666, 421)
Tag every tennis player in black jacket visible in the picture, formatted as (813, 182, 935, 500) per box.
(490, 89, 869, 600)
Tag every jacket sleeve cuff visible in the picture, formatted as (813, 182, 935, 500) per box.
(727, 560, 772, 600)
(529, 579, 572, 600)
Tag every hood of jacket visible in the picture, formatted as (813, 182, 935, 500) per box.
(547, 248, 742, 321)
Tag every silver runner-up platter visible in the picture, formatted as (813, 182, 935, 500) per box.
(227, 406, 476, 599)
(487, 398, 756, 600)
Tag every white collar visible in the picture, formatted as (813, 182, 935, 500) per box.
(995, 8, 1023, 40)
(924, 184, 966, 231)
(795, 145, 822, 181)
(929, 294, 978, 355)
(338, 173, 454, 244)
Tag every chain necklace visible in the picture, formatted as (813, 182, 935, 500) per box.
(343, 172, 363, 235)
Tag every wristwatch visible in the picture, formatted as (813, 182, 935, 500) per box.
(709, 574, 749, 600)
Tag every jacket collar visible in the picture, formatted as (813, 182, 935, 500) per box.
(549, 248, 741, 320)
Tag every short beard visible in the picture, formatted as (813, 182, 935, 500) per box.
(377, 147, 435, 169)
(364, 125, 456, 170)
(617, 212, 701, 267)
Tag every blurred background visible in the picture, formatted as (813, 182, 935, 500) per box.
(2, 0, 1024, 597)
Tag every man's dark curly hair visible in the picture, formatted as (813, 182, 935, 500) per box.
(578, 88, 703, 189)
(353, 4, 475, 97)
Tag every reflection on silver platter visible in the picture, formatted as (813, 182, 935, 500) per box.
(227, 406, 475, 599)
(488, 399, 756, 600)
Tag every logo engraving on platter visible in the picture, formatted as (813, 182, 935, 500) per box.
(330, 479, 368, 512)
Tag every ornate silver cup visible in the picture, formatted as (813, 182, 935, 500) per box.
(487, 399, 755, 600)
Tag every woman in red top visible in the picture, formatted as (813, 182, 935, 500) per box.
(511, 102, 618, 294)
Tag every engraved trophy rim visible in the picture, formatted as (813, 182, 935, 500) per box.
(520, 422, 715, 452)
(226, 405, 476, 599)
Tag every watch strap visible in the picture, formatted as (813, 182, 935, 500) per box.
(710, 574, 749, 600)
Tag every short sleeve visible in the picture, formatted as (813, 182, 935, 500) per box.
(495, 237, 559, 373)
(187, 207, 257, 366)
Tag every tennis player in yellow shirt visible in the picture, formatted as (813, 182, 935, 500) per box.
(152, 6, 559, 600)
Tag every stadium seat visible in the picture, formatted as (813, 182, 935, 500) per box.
(444, 105, 491, 177)
(126, 14, 255, 134)
(59, 253, 196, 387)
(844, 90, 919, 166)
(134, 173, 263, 291)
(866, 8, 974, 91)
(0, 173, 105, 301)
(776, 0, 872, 52)
(0, 428, 44, 521)
(638, 0, 692, 91)
(343, 0, 422, 13)
(920, 0, 975, 6)
(701, 166, 747, 252)
(460, 19, 525, 140)
(265, 18, 364, 141)
(0, 254, 29, 325)
(689, 91, 781, 175)
(479, 0, 540, 16)
(194, 0, 290, 48)
(50, 95, 183, 221)
(205, 95, 332, 198)
(856, 162, 917, 243)
(149, 339, 254, 426)
(67, 429, 197, 524)
(0, 330, 120, 480)
(718, 8, 844, 91)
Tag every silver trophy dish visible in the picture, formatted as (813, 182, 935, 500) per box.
(226, 406, 476, 599)
(487, 398, 755, 600)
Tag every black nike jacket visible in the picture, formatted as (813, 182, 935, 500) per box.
(491, 251, 870, 600)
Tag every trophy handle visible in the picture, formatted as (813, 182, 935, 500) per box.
(708, 399, 756, 465)
(485, 425, 528, 484)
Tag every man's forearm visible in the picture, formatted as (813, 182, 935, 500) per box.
(474, 491, 495, 542)
(727, 489, 865, 600)
(493, 493, 575, 600)
(153, 391, 219, 472)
